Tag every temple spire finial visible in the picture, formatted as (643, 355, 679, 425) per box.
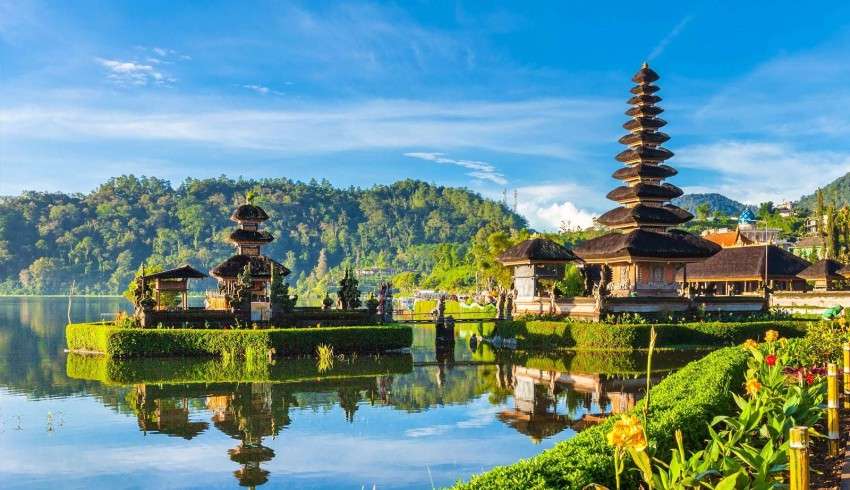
(642, 61, 648, 69)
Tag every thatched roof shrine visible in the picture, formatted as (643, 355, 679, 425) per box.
(498, 237, 579, 266)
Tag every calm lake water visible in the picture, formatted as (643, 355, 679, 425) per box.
(0, 297, 704, 489)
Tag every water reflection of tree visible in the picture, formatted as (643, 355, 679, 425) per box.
(0, 297, 127, 399)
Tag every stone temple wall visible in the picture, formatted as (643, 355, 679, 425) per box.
(770, 291, 850, 315)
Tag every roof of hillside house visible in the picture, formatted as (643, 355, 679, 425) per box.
(702, 230, 744, 248)
(798, 259, 846, 281)
(142, 265, 208, 280)
(573, 229, 720, 261)
(497, 237, 579, 265)
(794, 235, 826, 248)
(683, 245, 810, 281)
(230, 204, 269, 222)
(210, 255, 289, 279)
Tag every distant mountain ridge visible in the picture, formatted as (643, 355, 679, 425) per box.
(797, 171, 850, 210)
(671, 193, 753, 217)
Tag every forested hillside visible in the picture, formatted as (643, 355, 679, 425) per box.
(671, 193, 752, 217)
(797, 172, 850, 210)
(0, 176, 525, 295)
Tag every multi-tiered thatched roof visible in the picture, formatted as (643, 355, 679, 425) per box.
(574, 64, 719, 262)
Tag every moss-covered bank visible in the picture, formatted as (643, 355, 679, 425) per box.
(66, 322, 413, 358)
(487, 319, 806, 350)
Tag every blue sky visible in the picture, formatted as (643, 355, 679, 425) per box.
(2, 1, 850, 230)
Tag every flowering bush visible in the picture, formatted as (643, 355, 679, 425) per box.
(605, 331, 825, 489)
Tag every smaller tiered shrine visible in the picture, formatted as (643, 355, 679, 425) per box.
(211, 202, 289, 303)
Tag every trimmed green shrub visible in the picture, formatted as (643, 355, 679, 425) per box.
(455, 347, 750, 489)
(66, 352, 413, 385)
(66, 322, 413, 358)
(493, 320, 807, 350)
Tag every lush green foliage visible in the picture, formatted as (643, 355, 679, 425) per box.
(492, 320, 807, 350)
(66, 352, 412, 385)
(0, 176, 524, 295)
(66, 322, 413, 358)
(455, 347, 751, 489)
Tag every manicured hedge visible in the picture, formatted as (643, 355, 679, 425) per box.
(66, 322, 413, 358)
(455, 346, 750, 489)
(66, 352, 413, 385)
(493, 320, 807, 350)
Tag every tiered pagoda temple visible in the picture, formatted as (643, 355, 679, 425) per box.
(211, 203, 290, 303)
(574, 63, 719, 298)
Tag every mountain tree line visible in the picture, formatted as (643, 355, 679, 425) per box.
(0, 176, 525, 294)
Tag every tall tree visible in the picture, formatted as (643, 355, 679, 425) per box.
(826, 206, 838, 259)
(816, 188, 826, 237)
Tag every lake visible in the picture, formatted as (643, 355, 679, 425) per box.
(0, 297, 704, 489)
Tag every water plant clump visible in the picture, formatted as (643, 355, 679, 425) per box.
(316, 343, 334, 373)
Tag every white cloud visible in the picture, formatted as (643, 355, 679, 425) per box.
(511, 182, 602, 231)
(524, 201, 597, 231)
(0, 96, 612, 159)
(243, 84, 270, 95)
(96, 58, 174, 86)
(404, 152, 507, 185)
(676, 141, 850, 203)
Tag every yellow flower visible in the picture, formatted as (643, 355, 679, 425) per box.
(745, 377, 762, 397)
(607, 414, 647, 451)
(742, 339, 758, 350)
(764, 330, 779, 342)
(779, 337, 788, 347)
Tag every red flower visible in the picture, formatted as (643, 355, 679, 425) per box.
(765, 355, 777, 366)
(806, 372, 815, 385)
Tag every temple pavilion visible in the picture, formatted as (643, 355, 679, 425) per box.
(211, 202, 289, 304)
(573, 64, 719, 297)
(797, 259, 847, 290)
(497, 237, 579, 303)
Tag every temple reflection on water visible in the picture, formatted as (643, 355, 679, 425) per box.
(117, 353, 674, 486)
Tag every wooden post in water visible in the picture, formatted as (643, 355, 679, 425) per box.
(828, 363, 840, 457)
(842, 342, 850, 410)
(789, 426, 809, 490)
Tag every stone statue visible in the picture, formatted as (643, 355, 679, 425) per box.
(376, 282, 388, 319)
(505, 290, 514, 321)
(496, 289, 506, 320)
(581, 265, 594, 297)
(384, 282, 394, 323)
(432, 295, 446, 325)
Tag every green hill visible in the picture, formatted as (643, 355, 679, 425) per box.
(0, 176, 525, 294)
(671, 193, 753, 217)
(797, 171, 850, 211)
